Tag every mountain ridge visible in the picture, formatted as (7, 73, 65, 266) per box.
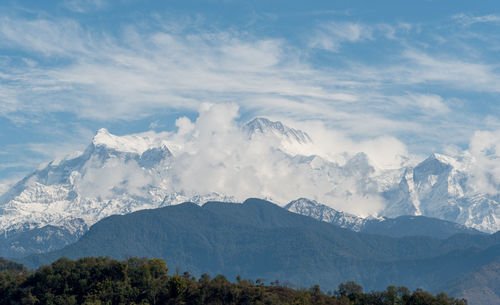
(18, 199, 500, 305)
(285, 198, 485, 239)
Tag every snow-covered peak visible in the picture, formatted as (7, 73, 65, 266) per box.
(161, 192, 238, 207)
(244, 117, 312, 144)
(286, 197, 322, 210)
(429, 153, 455, 165)
(418, 153, 457, 170)
(285, 198, 367, 231)
(379, 152, 500, 231)
(92, 128, 166, 154)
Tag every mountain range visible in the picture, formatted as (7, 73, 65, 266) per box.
(0, 117, 499, 257)
(285, 198, 484, 238)
(18, 198, 500, 305)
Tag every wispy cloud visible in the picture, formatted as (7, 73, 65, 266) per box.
(0, 17, 88, 55)
(401, 49, 500, 92)
(309, 21, 373, 51)
(308, 21, 410, 52)
(63, 0, 107, 13)
(394, 93, 450, 115)
(0, 16, 329, 120)
(453, 13, 500, 26)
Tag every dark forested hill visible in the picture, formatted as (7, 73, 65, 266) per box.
(19, 199, 500, 305)
(361, 215, 485, 239)
(436, 255, 500, 304)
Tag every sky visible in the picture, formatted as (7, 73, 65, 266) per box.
(1, 0, 500, 187)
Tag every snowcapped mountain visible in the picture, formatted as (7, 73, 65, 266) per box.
(285, 198, 367, 231)
(244, 117, 312, 144)
(284, 197, 483, 238)
(0, 127, 239, 256)
(381, 153, 500, 233)
(0, 117, 329, 256)
(1, 116, 500, 257)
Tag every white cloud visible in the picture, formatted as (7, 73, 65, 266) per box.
(0, 176, 19, 196)
(274, 119, 411, 170)
(0, 17, 87, 56)
(0, 15, 413, 140)
(0, 15, 493, 133)
(0, 21, 330, 121)
(308, 21, 407, 52)
(35, 103, 398, 216)
(63, 0, 107, 13)
(453, 13, 500, 26)
(395, 93, 450, 115)
(401, 50, 500, 92)
(466, 130, 500, 195)
(153, 104, 404, 216)
(75, 158, 152, 199)
(309, 22, 373, 52)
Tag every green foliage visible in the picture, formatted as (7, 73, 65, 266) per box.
(0, 256, 468, 305)
(0, 257, 27, 272)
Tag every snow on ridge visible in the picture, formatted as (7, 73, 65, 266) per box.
(285, 197, 367, 231)
(92, 128, 169, 154)
(244, 117, 313, 144)
(431, 153, 456, 165)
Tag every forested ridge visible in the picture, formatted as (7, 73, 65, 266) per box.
(0, 257, 467, 305)
(21, 200, 500, 294)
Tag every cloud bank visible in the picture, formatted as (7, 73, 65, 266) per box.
(63, 104, 411, 216)
(57, 101, 500, 219)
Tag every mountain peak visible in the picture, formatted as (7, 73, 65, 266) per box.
(244, 117, 312, 144)
(91, 128, 166, 154)
(415, 153, 455, 177)
(245, 117, 285, 133)
(92, 128, 116, 146)
(92, 128, 112, 142)
(285, 198, 367, 231)
(97, 128, 110, 135)
(285, 197, 322, 209)
(428, 153, 455, 165)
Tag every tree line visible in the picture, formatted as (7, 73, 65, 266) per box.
(0, 256, 467, 305)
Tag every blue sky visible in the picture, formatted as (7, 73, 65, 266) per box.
(1, 0, 500, 183)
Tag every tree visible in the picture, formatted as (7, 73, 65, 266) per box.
(383, 285, 401, 305)
(335, 281, 363, 302)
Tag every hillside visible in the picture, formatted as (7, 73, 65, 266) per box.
(19, 199, 500, 304)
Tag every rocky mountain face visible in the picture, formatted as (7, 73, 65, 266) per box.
(285, 198, 484, 239)
(285, 198, 368, 232)
(243, 117, 312, 144)
(1, 117, 500, 257)
(382, 153, 500, 233)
